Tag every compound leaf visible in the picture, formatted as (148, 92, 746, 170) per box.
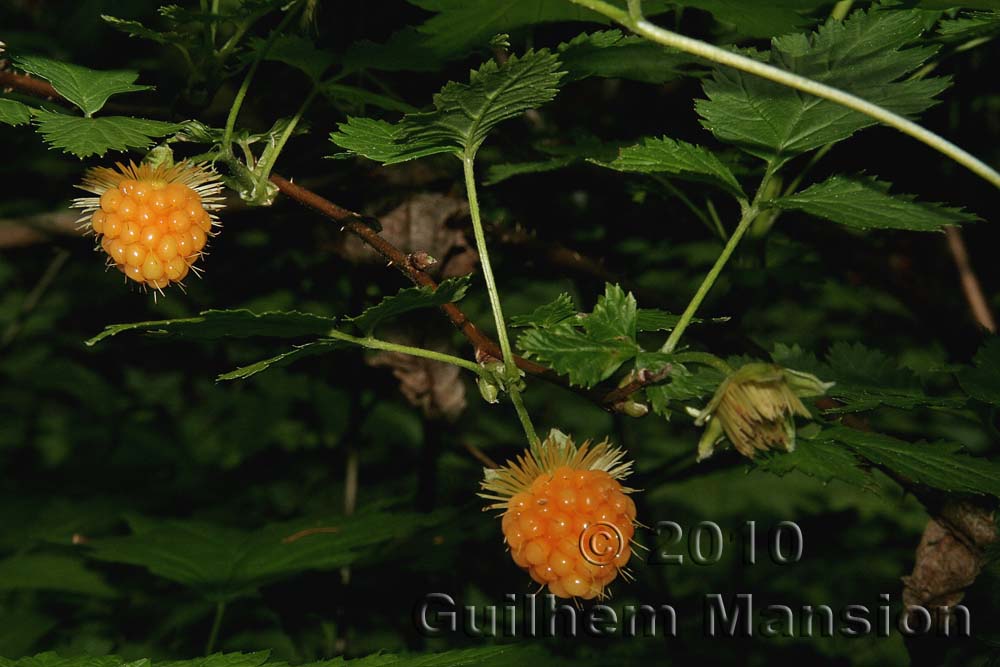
(332, 50, 563, 163)
(517, 284, 639, 387)
(696, 8, 949, 166)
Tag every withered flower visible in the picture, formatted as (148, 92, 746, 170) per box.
(694, 363, 833, 461)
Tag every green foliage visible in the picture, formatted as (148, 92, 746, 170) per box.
(322, 84, 418, 114)
(2, 649, 520, 667)
(31, 111, 181, 158)
(517, 284, 639, 387)
(557, 30, 694, 83)
(591, 135, 744, 198)
(0, 554, 115, 597)
(937, 9, 1000, 41)
(756, 431, 876, 490)
(773, 342, 963, 412)
(331, 50, 564, 162)
(676, 0, 826, 38)
(86, 310, 338, 346)
(958, 337, 1000, 405)
(100, 14, 183, 47)
(509, 293, 576, 328)
(816, 427, 1000, 497)
(0, 99, 31, 126)
(12, 56, 151, 116)
(771, 175, 979, 231)
(349, 276, 470, 334)
(405, 0, 606, 58)
(88, 508, 448, 601)
(215, 340, 345, 381)
(697, 8, 949, 166)
(249, 34, 335, 83)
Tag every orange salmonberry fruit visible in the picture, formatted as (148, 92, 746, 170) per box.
(72, 160, 224, 293)
(480, 431, 637, 600)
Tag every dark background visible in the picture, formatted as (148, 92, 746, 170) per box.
(1, 1, 999, 665)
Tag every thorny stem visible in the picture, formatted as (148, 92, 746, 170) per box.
(462, 156, 540, 448)
(570, 0, 1000, 190)
(205, 601, 226, 654)
(325, 329, 484, 375)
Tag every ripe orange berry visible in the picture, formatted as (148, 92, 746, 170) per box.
(72, 160, 224, 292)
(480, 433, 636, 601)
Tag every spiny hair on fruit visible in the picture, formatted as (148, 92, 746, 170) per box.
(71, 160, 225, 295)
(480, 431, 638, 601)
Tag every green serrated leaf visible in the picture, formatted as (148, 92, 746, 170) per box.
(484, 134, 619, 185)
(408, 0, 609, 58)
(86, 507, 448, 601)
(636, 309, 729, 331)
(484, 156, 576, 185)
(329, 117, 453, 164)
(772, 341, 963, 412)
(100, 14, 180, 46)
(937, 9, 1000, 42)
(678, 0, 825, 38)
(8, 655, 144, 667)
(517, 284, 639, 387)
(13, 55, 152, 116)
(644, 362, 725, 410)
(509, 293, 577, 327)
(32, 110, 181, 158)
(332, 50, 564, 163)
(958, 338, 1000, 406)
(86, 310, 337, 346)
(819, 426, 1000, 497)
(756, 433, 874, 489)
(636, 309, 683, 332)
(771, 175, 979, 231)
(249, 34, 335, 83)
(591, 136, 744, 198)
(697, 8, 949, 166)
(557, 30, 695, 83)
(159, 654, 270, 667)
(217, 340, 346, 381)
(349, 276, 471, 334)
(0, 554, 115, 597)
(341, 27, 447, 73)
(0, 99, 32, 126)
